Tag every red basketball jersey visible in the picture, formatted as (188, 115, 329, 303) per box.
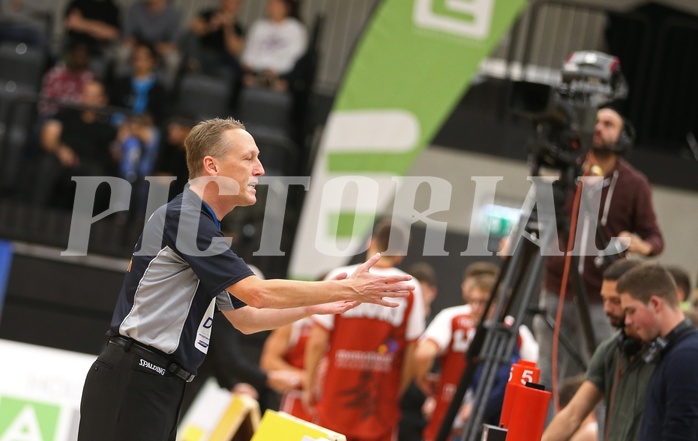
(313, 265, 425, 439)
(280, 318, 314, 422)
(421, 305, 475, 441)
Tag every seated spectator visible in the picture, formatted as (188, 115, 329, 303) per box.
(63, 0, 120, 58)
(112, 113, 159, 215)
(39, 41, 95, 118)
(0, 0, 52, 48)
(240, 0, 307, 92)
(185, 0, 245, 78)
(154, 114, 195, 201)
(37, 80, 117, 210)
(116, 0, 182, 88)
(108, 42, 168, 125)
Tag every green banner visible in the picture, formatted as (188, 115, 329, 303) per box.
(0, 396, 60, 441)
(290, 0, 526, 279)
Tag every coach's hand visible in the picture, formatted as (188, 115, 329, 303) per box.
(343, 253, 414, 307)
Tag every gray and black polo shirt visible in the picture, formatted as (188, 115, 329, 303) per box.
(109, 188, 253, 373)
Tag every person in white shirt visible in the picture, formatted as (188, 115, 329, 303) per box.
(240, 0, 307, 91)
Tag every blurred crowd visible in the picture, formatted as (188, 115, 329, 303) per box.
(0, 0, 312, 215)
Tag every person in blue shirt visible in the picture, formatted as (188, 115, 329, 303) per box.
(108, 42, 168, 125)
(618, 264, 698, 441)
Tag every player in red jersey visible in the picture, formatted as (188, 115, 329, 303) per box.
(260, 317, 315, 421)
(416, 273, 495, 441)
(304, 219, 425, 441)
(416, 269, 538, 441)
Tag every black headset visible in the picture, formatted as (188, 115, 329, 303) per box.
(613, 117, 636, 154)
(617, 330, 643, 358)
(641, 319, 697, 363)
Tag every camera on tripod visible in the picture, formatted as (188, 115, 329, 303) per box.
(509, 51, 628, 184)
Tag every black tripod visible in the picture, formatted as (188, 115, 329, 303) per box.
(436, 174, 612, 441)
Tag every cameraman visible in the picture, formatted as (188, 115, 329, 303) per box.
(535, 104, 664, 416)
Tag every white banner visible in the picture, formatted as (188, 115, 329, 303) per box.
(0, 339, 94, 441)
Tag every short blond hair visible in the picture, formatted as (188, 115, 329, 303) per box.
(463, 261, 499, 283)
(468, 273, 497, 298)
(185, 117, 246, 178)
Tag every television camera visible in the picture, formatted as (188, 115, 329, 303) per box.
(510, 50, 628, 185)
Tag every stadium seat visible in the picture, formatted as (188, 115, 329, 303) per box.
(0, 81, 37, 191)
(236, 86, 293, 134)
(175, 74, 233, 120)
(247, 126, 299, 177)
(0, 41, 45, 91)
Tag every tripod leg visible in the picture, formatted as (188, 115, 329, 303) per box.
(568, 255, 597, 357)
(457, 239, 548, 441)
(541, 312, 588, 371)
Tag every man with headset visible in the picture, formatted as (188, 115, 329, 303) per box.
(618, 264, 698, 441)
(542, 258, 653, 441)
(535, 104, 665, 403)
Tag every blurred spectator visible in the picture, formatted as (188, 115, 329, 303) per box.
(108, 42, 167, 125)
(112, 113, 159, 215)
(185, 0, 245, 78)
(37, 80, 117, 209)
(39, 41, 95, 118)
(684, 308, 698, 327)
(666, 265, 693, 311)
(63, 0, 120, 57)
(116, 114, 159, 183)
(154, 114, 195, 200)
(117, 0, 182, 88)
(241, 0, 307, 92)
(462, 261, 500, 293)
(0, 0, 52, 48)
